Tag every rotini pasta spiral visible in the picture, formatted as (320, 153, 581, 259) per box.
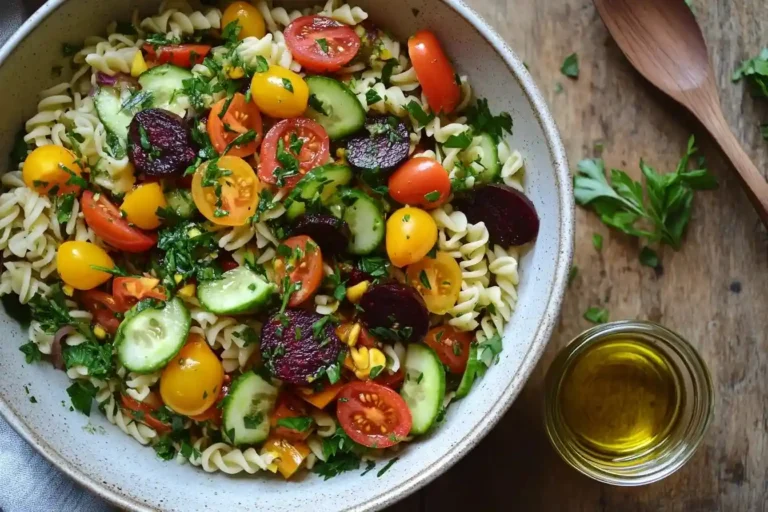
(447, 283, 482, 332)
(99, 387, 159, 445)
(200, 443, 279, 474)
(124, 371, 161, 402)
(140, 3, 222, 39)
(431, 204, 469, 259)
(498, 142, 525, 191)
(238, 33, 302, 73)
(317, 0, 369, 25)
(458, 222, 490, 287)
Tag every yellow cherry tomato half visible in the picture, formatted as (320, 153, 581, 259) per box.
(56, 241, 114, 290)
(120, 183, 167, 230)
(23, 146, 84, 196)
(250, 65, 309, 118)
(406, 251, 462, 314)
(191, 155, 262, 226)
(160, 334, 224, 417)
(222, 1, 266, 40)
(386, 206, 438, 268)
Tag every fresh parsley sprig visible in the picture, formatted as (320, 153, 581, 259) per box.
(574, 136, 717, 256)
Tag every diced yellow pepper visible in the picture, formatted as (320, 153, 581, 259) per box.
(62, 284, 74, 297)
(262, 437, 310, 479)
(346, 281, 370, 304)
(173, 274, 184, 285)
(93, 325, 107, 340)
(225, 65, 245, 79)
(177, 283, 196, 299)
(347, 323, 361, 347)
(350, 346, 369, 371)
(131, 51, 148, 78)
(187, 227, 202, 238)
(352, 347, 387, 380)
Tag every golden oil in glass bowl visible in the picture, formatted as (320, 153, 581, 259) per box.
(544, 321, 713, 485)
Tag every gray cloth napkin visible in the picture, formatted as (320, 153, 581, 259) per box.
(0, 3, 113, 511)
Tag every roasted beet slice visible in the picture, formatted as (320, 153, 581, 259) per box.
(346, 116, 410, 174)
(260, 309, 344, 384)
(128, 108, 198, 177)
(359, 282, 429, 343)
(291, 214, 350, 255)
(453, 184, 540, 246)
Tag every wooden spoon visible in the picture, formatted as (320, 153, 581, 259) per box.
(593, 0, 768, 226)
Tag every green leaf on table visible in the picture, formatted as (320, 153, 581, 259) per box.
(639, 247, 659, 268)
(561, 53, 579, 78)
(592, 233, 603, 251)
(583, 307, 609, 324)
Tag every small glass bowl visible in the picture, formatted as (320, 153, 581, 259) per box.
(543, 321, 714, 486)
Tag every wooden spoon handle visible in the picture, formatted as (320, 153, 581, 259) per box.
(699, 109, 768, 226)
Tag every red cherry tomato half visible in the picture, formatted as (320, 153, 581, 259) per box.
(424, 325, 473, 374)
(258, 118, 330, 190)
(388, 157, 451, 209)
(121, 393, 172, 433)
(81, 191, 157, 253)
(375, 369, 405, 390)
(408, 30, 461, 114)
(270, 392, 312, 442)
(274, 235, 324, 307)
(143, 44, 211, 68)
(79, 290, 123, 334)
(284, 15, 361, 73)
(112, 277, 167, 312)
(336, 381, 412, 448)
(208, 93, 264, 158)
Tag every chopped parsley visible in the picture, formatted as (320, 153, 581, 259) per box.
(418, 270, 431, 290)
(561, 53, 579, 78)
(376, 457, 399, 477)
(424, 190, 441, 202)
(66, 381, 97, 416)
(381, 59, 397, 87)
(405, 101, 435, 127)
(465, 99, 513, 143)
(308, 94, 329, 116)
(276, 416, 313, 432)
(243, 412, 265, 429)
(592, 233, 603, 251)
(443, 131, 473, 150)
(317, 38, 329, 54)
(583, 307, 609, 324)
(365, 89, 383, 105)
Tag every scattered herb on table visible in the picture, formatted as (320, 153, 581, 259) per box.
(584, 307, 609, 324)
(561, 53, 579, 79)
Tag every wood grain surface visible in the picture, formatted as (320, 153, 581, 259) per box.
(390, 0, 768, 510)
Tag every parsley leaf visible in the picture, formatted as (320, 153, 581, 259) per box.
(405, 101, 435, 127)
(276, 416, 314, 432)
(381, 59, 397, 87)
(308, 94, 329, 116)
(561, 53, 579, 78)
(317, 38, 329, 53)
(243, 412, 265, 429)
(66, 381, 97, 416)
(63, 340, 114, 379)
(592, 233, 603, 251)
(424, 190, 441, 202)
(639, 246, 660, 268)
(221, 20, 242, 45)
(583, 307, 609, 324)
(465, 99, 513, 142)
(376, 457, 399, 477)
(365, 89, 383, 105)
(574, 136, 717, 254)
(733, 48, 768, 98)
(19, 342, 42, 364)
(443, 131, 473, 149)
(153, 436, 177, 461)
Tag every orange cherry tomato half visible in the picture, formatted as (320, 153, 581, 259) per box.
(79, 290, 123, 334)
(336, 381, 412, 448)
(424, 325, 473, 374)
(408, 30, 461, 114)
(270, 392, 312, 442)
(274, 235, 324, 307)
(258, 118, 330, 190)
(388, 157, 451, 209)
(81, 191, 157, 253)
(120, 393, 172, 434)
(191, 155, 262, 226)
(284, 15, 361, 73)
(208, 93, 264, 158)
(112, 277, 167, 312)
(142, 44, 211, 68)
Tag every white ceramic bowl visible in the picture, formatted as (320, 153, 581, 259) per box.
(0, 1, 573, 510)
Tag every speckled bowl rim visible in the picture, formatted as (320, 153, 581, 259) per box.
(0, 0, 573, 510)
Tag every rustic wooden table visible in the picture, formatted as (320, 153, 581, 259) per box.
(391, 0, 768, 510)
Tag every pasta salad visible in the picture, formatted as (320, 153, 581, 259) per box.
(1, 0, 539, 479)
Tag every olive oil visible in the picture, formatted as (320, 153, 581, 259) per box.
(558, 339, 680, 460)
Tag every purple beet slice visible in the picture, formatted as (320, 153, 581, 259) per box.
(359, 282, 429, 343)
(453, 184, 540, 246)
(291, 214, 350, 256)
(260, 309, 344, 384)
(128, 108, 198, 177)
(346, 116, 410, 174)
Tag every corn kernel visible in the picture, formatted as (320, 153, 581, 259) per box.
(62, 284, 74, 297)
(347, 323, 361, 347)
(380, 48, 393, 60)
(346, 281, 370, 304)
(174, 274, 183, 285)
(130, 52, 148, 78)
(177, 283, 196, 298)
(93, 325, 107, 340)
(368, 348, 386, 369)
(228, 66, 245, 79)
(350, 346, 369, 371)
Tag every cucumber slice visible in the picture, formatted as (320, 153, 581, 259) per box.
(329, 188, 385, 255)
(468, 133, 501, 184)
(116, 298, 191, 374)
(285, 164, 353, 220)
(223, 372, 278, 446)
(400, 344, 446, 435)
(93, 87, 133, 148)
(138, 64, 193, 117)
(197, 267, 276, 315)
(305, 76, 366, 140)
(164, 189, 197, 220)
(455, 344, 480, 398)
